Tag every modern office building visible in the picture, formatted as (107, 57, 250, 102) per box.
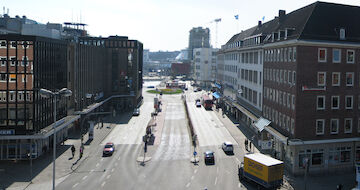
(0, 17, 143, 160)
(218, 1, 360, 174)
(193, 48, 218, 88)
(188, 27, 210, 60)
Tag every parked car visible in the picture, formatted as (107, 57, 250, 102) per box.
(133, 108, 140, 116)
(103, 142, 115, 156)
(193, 88, 197, 92)
(222, 141, 234, 154)
(197, 87, 202, 91)
(204, 151, 215, 164)
(147, 85, 155, 88)
(195, 99, 201, 107)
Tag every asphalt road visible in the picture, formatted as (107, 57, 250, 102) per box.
(55, 81, 259, 190)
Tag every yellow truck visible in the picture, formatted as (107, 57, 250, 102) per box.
(238, 153, 283, 189)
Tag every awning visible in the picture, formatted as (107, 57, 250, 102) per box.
(264, 126, 288, 144)
(212, 92, 221, 99)
(232, 102, 258, 121)
(254, 117, 271, 132)
(215, 83, 221, 89)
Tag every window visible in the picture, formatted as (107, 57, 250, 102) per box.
(0, 73, 6, 81)
(345, 96, 353, 109)
(346, 50, 355, 63)
(318, 48, 327, 62)
(293, 47, 296, 62)
(293, 71, 296, 85)
(331, 96, 339, 109)
(333, 49, 341, 63)
(317, 72, 326, 86)
(317, 96, 325, 110)
(0, 40, 6, 48)
(21, 56, 29, 66)
(329, 147, 351, 164)
(316, 119, 325, 135)
(344, 118, 352, 133)
(289, 48, 292, 62)
(330, 119, 339, 134)
(291, 95, 295, 110)
(298, 150, 311, 168)
(10, 41, 16, 48)
(9, 91, 15, 101)
(332, 72, 340, 86)
(22, 75, 27, 82)
(9, 74, 16, 82)
(346, 72, 354, 86)
(288, 70, 292, 84)
(10, 56, 16, 66)
(0, 56, 5, 66)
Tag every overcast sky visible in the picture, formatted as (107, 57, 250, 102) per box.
(2, 0, 360, 51)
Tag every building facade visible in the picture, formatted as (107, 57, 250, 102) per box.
(188, 27, 210, 60)
(193, 48, 217, 88)
(218, 2, 360, 174)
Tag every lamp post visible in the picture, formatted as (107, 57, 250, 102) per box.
(39, 88, 72, 190)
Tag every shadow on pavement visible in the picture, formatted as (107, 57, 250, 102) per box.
(0, 145, 70, 190)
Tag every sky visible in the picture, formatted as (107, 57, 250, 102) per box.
(2, 0, 360, 52)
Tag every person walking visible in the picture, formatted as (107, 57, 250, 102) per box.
(249, 142, 252, 152)
(244, 139, 248, 151)
(71, 145, 75, 158)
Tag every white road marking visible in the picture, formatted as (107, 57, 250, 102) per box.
(186, 182, 190, 188)
(238, 182, 241, 188)
(191, 176, 194, 180)
(82, 175, 88, 180)
(90, 169, 94, 173)
(101, 158, 104, 162)
(194, 169, 198, 174)
(235, 157, 240, 163)
(96, 163, 100, 167)
(107, 174, 111, 179)
(101, 181, 106, 187)
(215, 177, 218, 185)
(72, 183, 79, 188)
(111, 168, 115, 173)
(118, 157, 121, 161)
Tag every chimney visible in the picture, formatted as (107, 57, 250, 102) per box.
(279, 10, 286, 22)
(258, 21, 262, 27)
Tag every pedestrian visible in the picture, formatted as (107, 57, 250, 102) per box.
(79, 146, 83, 159)
(71, 145, 75, 157)
(244, 139, 248, 151)
(249, 142, 252, 152)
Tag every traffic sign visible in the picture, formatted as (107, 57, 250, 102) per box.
(193, 151, 197, 156)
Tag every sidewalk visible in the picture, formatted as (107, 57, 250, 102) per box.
(214, 107, 357, 190)
(0, 113, 128, 190)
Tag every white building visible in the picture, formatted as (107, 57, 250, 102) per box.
(193, 48, 218, 87)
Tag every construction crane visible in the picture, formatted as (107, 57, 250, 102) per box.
(210, 18, 221, 48)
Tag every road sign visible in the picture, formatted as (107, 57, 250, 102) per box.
(193, 151, 197, 156)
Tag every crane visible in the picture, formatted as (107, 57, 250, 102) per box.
(210, 18, 221, 48)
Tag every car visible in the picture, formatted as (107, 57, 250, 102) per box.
(133, 108, 140, 116)
(147, 85, 155, 88)
(197, 87, 202, 91)
(193, 89, 197, 92)
(222, 141, 234, 154)
(103, 142, 115, 156)
(196, 101, 201, 107)
(184, 87, 188, 91)
(204, 151, 215, 164)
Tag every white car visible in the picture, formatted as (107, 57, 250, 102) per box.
(222, 142, 234, 153)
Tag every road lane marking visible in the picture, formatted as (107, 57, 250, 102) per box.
(215, 177, 218, 185)
(107, 174, 111, 179)
(238, 182, 241, 188)
(191, 176, 194, 180)
(72, 183, 79, 188)
(118, 157, 121, 161)
(186, 182, 190, 188)
(90, 169, 94, 173)
(101, 158, 104, 162)
(82, 175, 88, 180)
(194, 169, 198, 174)
(101, 181, 106, 187)
(111, 168, 115, 173)
(96, 163, 100, 167)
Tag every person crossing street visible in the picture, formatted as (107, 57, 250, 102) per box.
(71, 145, 75, 158)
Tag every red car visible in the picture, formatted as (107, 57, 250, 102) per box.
(103, 142, 115, 156)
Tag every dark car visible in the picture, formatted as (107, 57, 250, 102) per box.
(197, 87, 202, 91)
(103, 142, 115, 156)
(204, 151, 215, 164)
(133, 108, 140, 116)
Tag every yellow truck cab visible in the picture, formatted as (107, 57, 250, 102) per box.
(238, 153, 283, 189)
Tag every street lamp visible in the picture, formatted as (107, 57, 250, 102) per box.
(39, 88, 72, 190)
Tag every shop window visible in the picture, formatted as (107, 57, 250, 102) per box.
(356, 146, 360, 162)
(298, 150, 311, 168)
(340, 147, 351, 162)
(312, 150, 324, 165)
